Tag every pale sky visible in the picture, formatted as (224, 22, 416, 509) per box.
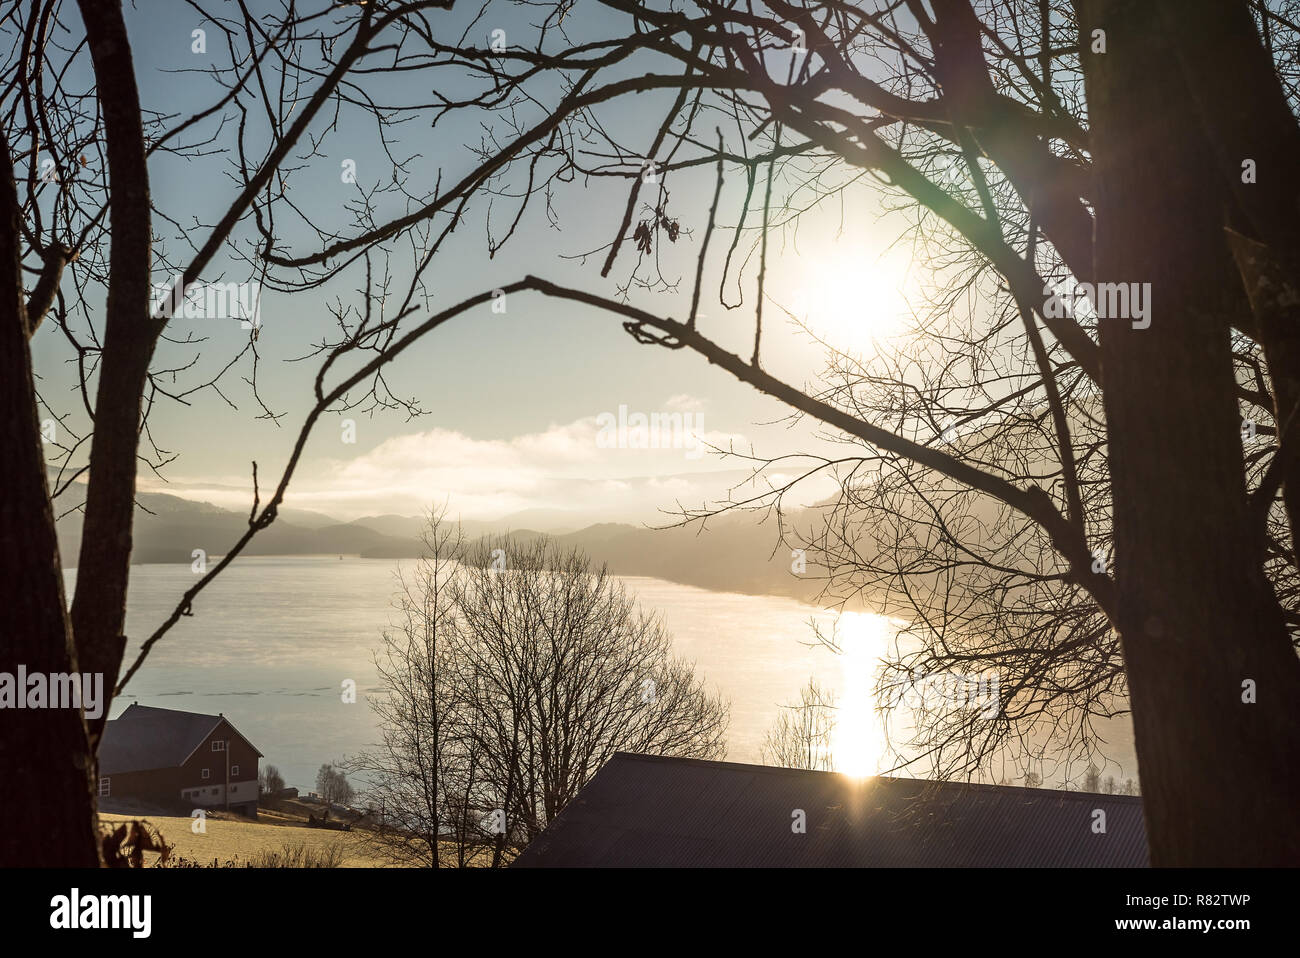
(33, 2, 923, 524)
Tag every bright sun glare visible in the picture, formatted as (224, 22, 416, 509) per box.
(788, 249, 913, 352)
(832, 612, 892, 778)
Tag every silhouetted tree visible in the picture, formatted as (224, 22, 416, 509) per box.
(760, 677, 837, 772)
(345, 508, 492, 867)
(350, 514, 730, 867)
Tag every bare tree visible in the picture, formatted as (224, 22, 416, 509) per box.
(314, 765, 353, 819)
(351, 517, 730, 867)
(345, 508, 493, 868)
(760, 677, 836, 772)
(259, 765, 285, 799)
(456, 534, 731, 865)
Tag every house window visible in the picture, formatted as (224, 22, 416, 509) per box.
(231, 765, 240, 776)
(97, 777, 110, 797)
(201, 768, 210, 780)
(211, 740, 225, 752)
(211, 788, 219, 795)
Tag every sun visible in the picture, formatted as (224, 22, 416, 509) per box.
(784, 247, 914, 352)
(831, 612, 891, 779)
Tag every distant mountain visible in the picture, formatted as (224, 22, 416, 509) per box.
(347, 508, 589, 541)
(275, 508, 346, 529)
(563, 515, 822, 601)
(53, 482, 827, 602)
(450, 514, 825, 602)
(479, 508, 593, 535)
(56, 487, 422, 566)
(344, 514, 427, 539)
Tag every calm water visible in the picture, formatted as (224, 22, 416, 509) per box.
(66, 556, 1138, 793)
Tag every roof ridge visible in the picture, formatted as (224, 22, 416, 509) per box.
(118, 702, 224, 721)
(607, 752, 1143, 802)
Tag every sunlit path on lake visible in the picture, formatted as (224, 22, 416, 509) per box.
(831, 612, 892, 778)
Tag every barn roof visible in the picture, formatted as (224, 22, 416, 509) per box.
(99, 704, 262, 775)
(512, 753, 1148, 867)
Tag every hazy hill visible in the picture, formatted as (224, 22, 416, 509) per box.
(56, 486, 422, 566)
(53, 481, 825, 602)
(363, 512, 825, 601)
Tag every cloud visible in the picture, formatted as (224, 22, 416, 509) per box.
(663, 393, 704, 412)
(143, 411, 753, 523)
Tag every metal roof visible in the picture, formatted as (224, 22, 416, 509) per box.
(99, 704, 263, 775)
(512, 752, 1148, 867)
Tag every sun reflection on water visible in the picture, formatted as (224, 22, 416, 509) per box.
(831, 612, 892, 779)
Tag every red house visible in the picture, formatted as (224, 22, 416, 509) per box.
(98, 704, 263, 817)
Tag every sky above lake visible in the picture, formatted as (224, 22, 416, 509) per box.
(31, 1, 925, 523)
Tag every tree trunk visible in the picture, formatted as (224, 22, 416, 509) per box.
(1155, 0, 1300, 564)
(1081, 0, 1300, 865)
(70, 0, 155, 746)
(0, 0, 153, 866)
(0, 133, 101, 868)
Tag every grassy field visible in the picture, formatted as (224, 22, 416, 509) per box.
(99, 811, 397, 867)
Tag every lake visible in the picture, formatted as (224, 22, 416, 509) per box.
(67, 556, 1139, 794)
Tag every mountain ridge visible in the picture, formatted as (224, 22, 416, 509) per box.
(54, 483, 826, 603)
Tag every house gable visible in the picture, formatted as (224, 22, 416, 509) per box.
(176, 717, 264, 769)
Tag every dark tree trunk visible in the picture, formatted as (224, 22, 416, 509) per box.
(1155, 0, 1300, 564)
(70, 0, 155, 746)
(1082, 0, 1300, 865)
(0, 133, 101, 868)
(0, 0, 153, 866)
